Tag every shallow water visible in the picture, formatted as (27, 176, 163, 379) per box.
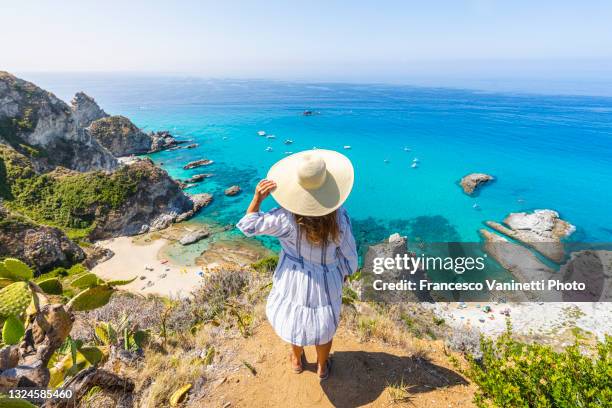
(28, 74, 612, 254)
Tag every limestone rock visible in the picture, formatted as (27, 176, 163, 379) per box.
(224, 185, 241, 196)
(0, 71, 117, 172)
(88, 115, 152, 156)
(0, 212, 85, 272)
(184, 159, 213, 170)
(71, 92, 108, 128)
(179, 229, 210, 245)
(459, 173, 494, 195)
(486, 209, 575, 262)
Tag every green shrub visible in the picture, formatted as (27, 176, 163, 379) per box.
(251, 255, 278, 274)
(0, 146, 145, 237)
(466, 322, 611, 407)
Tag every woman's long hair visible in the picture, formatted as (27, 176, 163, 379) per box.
(294, 210, 340, 246)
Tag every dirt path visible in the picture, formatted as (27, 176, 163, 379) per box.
(201, 323, 476, 407)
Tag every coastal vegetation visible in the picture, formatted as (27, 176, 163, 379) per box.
(461, 322, 611, 408)
(0, 145, 145, 239)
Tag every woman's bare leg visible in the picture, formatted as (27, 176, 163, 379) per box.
(290, 344, 304, 370)
(315, 340, 333, 376)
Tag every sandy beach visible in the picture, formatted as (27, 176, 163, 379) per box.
(427, 301, 612, 342)
(91, 236, 208, 298)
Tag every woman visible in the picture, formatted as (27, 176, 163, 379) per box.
(237, 149, 358, 380)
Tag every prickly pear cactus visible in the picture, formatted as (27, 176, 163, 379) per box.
(0, 281, 31, 321)
(70, 272, 101, 289)
(67, 285, 114, 312)
(36, 278, 63, 295)
(0, 258, 33, 282)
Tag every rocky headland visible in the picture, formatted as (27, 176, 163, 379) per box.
(0, 72, 211, 269)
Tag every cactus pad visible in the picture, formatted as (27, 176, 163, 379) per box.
(37, 278, 63, 295)
(2, 314, 25, 345)
(67, 285, 114, 311)
(70, 272, 101, 289)
(106, 277, 137, 286)
(0, 282, 31, 321)
(0, 258, 33, 281)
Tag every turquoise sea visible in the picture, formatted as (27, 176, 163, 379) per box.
(26, 74, 612, 253)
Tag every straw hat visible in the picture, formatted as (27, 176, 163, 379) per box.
(267, 149, 354, 216)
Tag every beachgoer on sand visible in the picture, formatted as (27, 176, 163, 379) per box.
(237, 149, 357, 380)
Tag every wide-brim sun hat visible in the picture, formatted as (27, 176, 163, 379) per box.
(267, 149, 354, 217)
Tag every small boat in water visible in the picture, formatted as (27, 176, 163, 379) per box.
(411, 162, 418, 168)
(303, 110, 314, 116)
(284, 139, 293, 145)
(404, 147, 411, 151)
(344, 145, 351, 150)
(265, 146, 273, 152)
(412, 158, 419, 163)
(257, 130, 266, 136)
(266, 134, 276, 139)
(384, 159, 390, 164)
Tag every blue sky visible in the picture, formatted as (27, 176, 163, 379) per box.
(3, 0, 612, 86)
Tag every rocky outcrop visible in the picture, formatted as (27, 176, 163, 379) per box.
(149, 130, 178, 152)
(480, 229, 556, 301)
(224, 185, 241, 196)
(184, 159, 213, 170)
(360, 234, 433, 303)
(175, 193, 213, 223)
(0, 71, 117, 172)
(184, 173, 212, 183)
(88, 115, 152, 156)
(486, 209, 575, 262)
(459, 173, 493, 195)
(89, 159, 202, 239)
(71, 92, 108, 128)
(179, 228, 210, 245)
(0, 208, 85, 272)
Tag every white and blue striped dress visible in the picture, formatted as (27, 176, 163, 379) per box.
(237, 206, 358, 346)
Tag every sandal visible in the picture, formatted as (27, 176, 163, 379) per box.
(291, 351, 306, 374)
(318, 357, 332, 381)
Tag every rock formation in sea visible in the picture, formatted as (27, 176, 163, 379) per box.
(0, 71, 117, 172)
(459, 173, 494, 195)
(0, 205, 85, 272)
(486, 209, 575, 263)
(224, 185, 241, 196)
(184, 159, 214, 170)
(149, 130, 179, 152)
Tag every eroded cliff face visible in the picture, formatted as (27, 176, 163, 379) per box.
(0, 71, 117, 172)
(71, 91, 108, 128)
(89, 158, 198, 239)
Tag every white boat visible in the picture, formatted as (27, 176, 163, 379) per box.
(284, 139, 293, 145)
(266, 134, 276, 139)
(404, 147, 411, 151)
(343, 145, 351, 150)
(257, 130, 266, 136)
(383, 159, 390, 163)
(412, 158, 419, 163)
(411, 162, 418, 168)
(284, 151, 293, 155)
(265, 146, 273, 152)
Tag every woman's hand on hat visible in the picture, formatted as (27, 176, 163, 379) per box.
(254, 179, 277, 202)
